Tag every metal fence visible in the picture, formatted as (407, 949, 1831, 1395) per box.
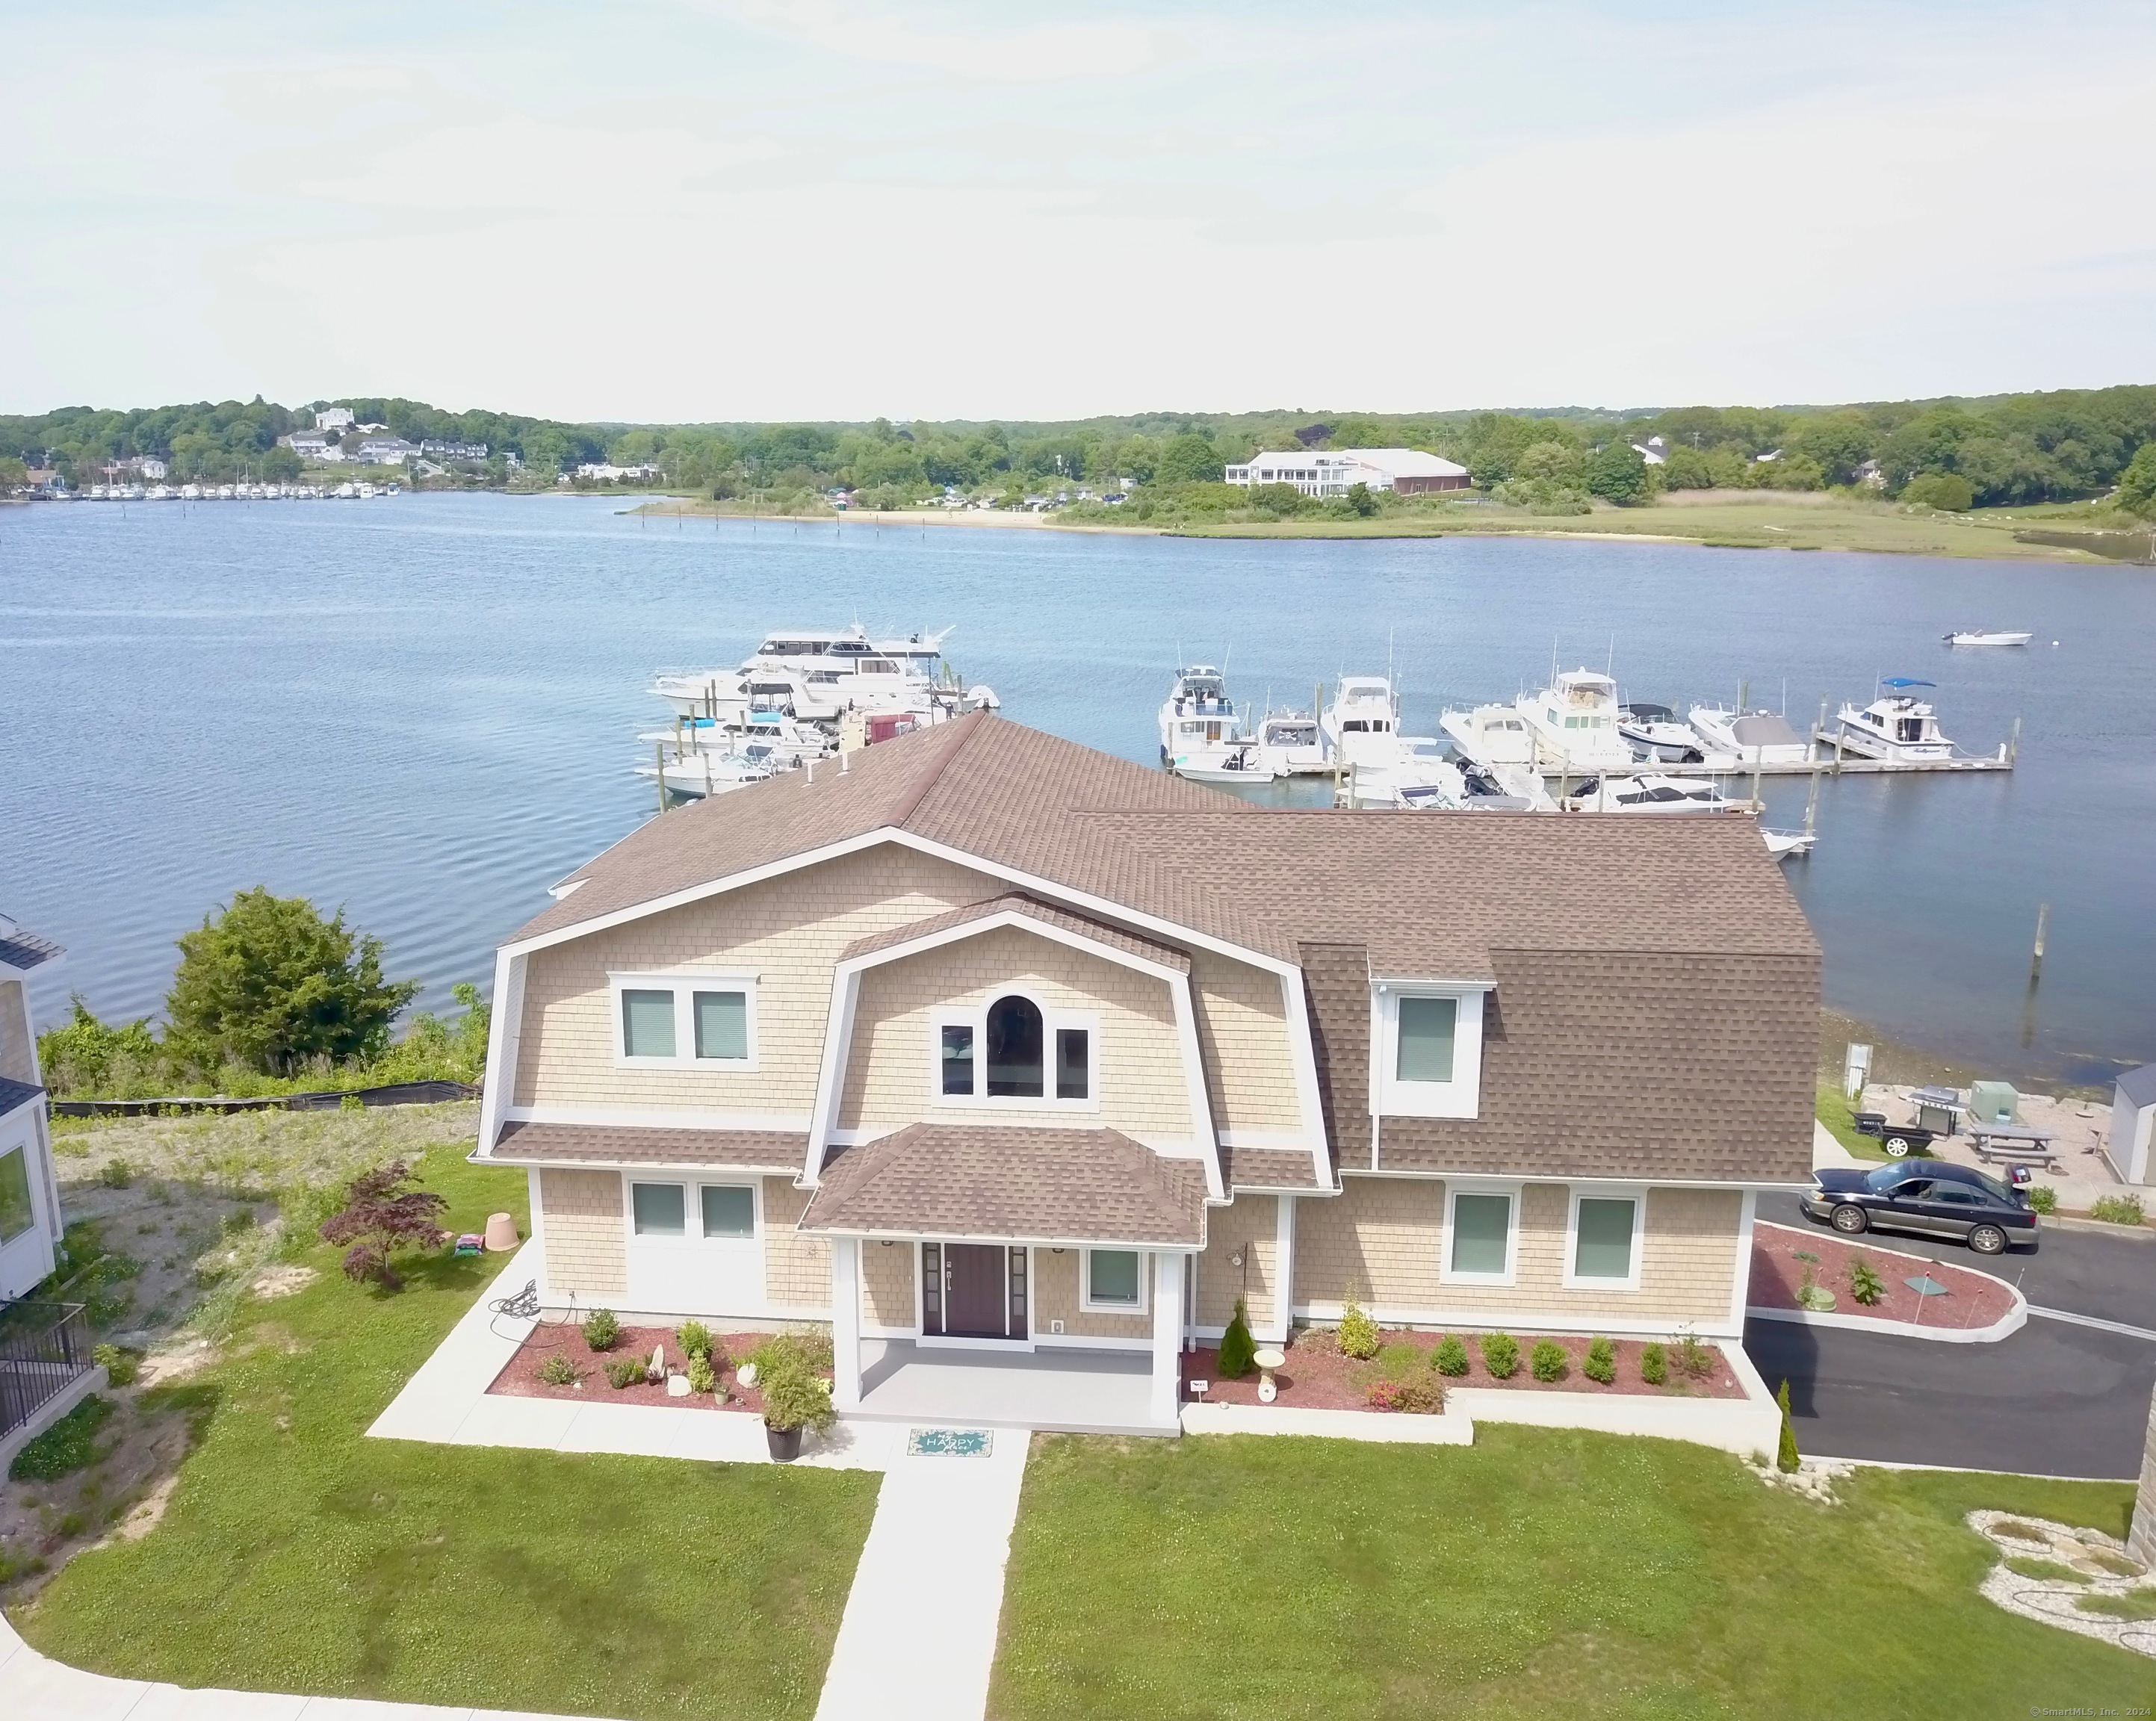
(0, 1300, 94, 1439)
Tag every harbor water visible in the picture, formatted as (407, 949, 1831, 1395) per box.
(3, 492, 2151, 1085)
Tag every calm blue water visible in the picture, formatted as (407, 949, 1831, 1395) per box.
(3, 494, 2151, 1083)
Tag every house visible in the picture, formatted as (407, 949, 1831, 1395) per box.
(420, 439, 490, 462)
(2107, 1064, 2156, 1186)
(0, 916, 66, 1300)
(354, 437, 420, 466)
(286, 432, 337, 462)
(1631, 436, 1669, 466)
(315, 407, 356, 432)
(576, 462, 661, 483)
(1224, 448, 1470, 497)
(474, 714, 1816, 1433)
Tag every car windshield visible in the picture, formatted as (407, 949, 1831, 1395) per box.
(1862, 1165, 1907, 1193)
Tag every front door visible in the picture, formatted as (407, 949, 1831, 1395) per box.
(944, 1244, 1009, 1339)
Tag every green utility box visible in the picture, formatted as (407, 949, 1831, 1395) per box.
(1966, 1081, 2019, 1125)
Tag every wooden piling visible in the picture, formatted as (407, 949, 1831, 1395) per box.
(654, 742, 667, 817)
(2030, 902, 2051, 982)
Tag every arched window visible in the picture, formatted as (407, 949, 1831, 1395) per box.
(985, 995, 1044, 1097)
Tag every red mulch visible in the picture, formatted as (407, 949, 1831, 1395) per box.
(487, 1323, 769, 1415)
(1750, 1221, 2016, 1331)
(1183, 1327, 1746, 1411)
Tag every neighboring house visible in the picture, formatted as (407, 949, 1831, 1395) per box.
(474, 715, 1816, 1430)
(2107, 1064, 2156, 1186)
(1224, 448, 1470, 497)
(1631, 436, 1669, 466)
(0, 916, 66, 1301)
(354, 437, 420, 466)
(420, 439, 490, 462)
(285, 432, 336, 462)
(576, 462, 661, 482)
(315, 407, 356, 432)
(131, 456, 168, 481)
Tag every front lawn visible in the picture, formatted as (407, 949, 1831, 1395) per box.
(990, 1432, 2145, 1720)
(13, 1154, 879, 1721)
(1815, 1080, 1888, 1161)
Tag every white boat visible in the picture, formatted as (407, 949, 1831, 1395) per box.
(645, 713, 834, 768)
(1762, 828, 1817, 860)
(1514, 669, 1637, 775)
(1170, 738, 1279, 784)
(1566, 773, 1744, 813)
(1440, 702, 1537, 770)
(1321, 677, 1400, 772)
(1617, 702, 1711, 763)
(634, 740, 787, 799)
(1252, 710, 1328, 775)
(652, 625, 951, 721)
(1831, 679, 1956, 762)
(1460, 760, 1556, 810)
(1352, 737, 1472, 810)
(1159, 666, 1241, 760)
(1944, 630, 2031, 647)
(1685, 705, 1811, 765)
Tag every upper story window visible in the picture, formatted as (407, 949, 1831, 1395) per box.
(937, 993, 1096, 1109)
(1372, 984, 1486, 1120)
(611, 973, 758, 1070)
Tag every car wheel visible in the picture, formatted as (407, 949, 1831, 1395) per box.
(1883, 1135, 1912, 1157)
(1968, 1224, 2008, 1256)
(1830, 1204, 1868, 1235)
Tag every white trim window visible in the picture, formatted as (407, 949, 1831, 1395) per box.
(1441, 1182, 1519, 1286)
(934, 990, 1098, 1111)
(0, 1142, 35, 1244)
(1372, 985, 1484, 1119)
(610, 972, 758, 1070)
(1081, 1247, 1147, 1313)
(627, 1178, 761, 1244)
(1564, 1187, 1644, 1291)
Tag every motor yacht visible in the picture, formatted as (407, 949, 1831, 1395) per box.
(1439, 703, 1537, 771)
(1354, 737, 1473, 810)
(1944, 630, 2031, 647)
(1514, 669, 1637, 775)
(1252, 710, 1329, 775)
(1616, 702, 1709, 763)
(1159, 666, 1241, 759)
(651, 625, 950, 721)
(1321, 677, 1401, 772)
(1831, 679, 1956, 762)
(1685, 705, 1811, 765)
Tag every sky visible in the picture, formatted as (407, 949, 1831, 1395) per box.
(4, 1, 2154, 424)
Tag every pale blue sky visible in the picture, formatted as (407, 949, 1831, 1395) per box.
(4, 1, 2152, 421)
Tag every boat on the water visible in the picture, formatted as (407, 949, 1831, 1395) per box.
(1320, 677, 1401, 772)
(1565, 774, 1744, 814)
(1346, 736, 1474, 810)
(1830, 678, 1956, 762)
(1944, 630, 2032, 647)
(1170, 738, 1278, 784)
(1159, 666, 1241, 763)
(1252, 710, 1329, 775)
(1617, 702, 1709, 763)
(1440, 702, 1537, 772)
(1686, 704, 1810, 765)
(634, 742, 787, 799)
(651, 624, 953, 720)
(1513, 669, 1637, 775)
(1762, 828, 1818, 860)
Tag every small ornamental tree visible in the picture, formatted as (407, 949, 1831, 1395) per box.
(1218, 1298, 1257, 1379)
(317, 1161, 447, 1289)
(1776, 1378, 1801, 1473)
(1338, 1299, 1381, 1361)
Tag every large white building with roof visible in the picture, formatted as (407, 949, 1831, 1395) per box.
(1224, 447, 1471, 498)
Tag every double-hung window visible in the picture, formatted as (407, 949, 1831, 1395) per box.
(1564, 1188, 1643, 1290)
(611, 973, 758, 1069)
(1443, 1184, 1518, 1286)
(1372, 985, 1484, 1119)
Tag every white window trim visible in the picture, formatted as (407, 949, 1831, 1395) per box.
(622, 1175, 763, 1250)
(931, 990, 1101, 1113)
(608, 970, 760, 1071)
(1440, 1180, 1520, 1287)
(1563, 1185, 1645, 1292)
(1370, 984, 1485, 1120)
(1080, 1247, 1150, 1314)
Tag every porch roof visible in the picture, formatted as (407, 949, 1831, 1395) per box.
(0, 1076, 44, 1119)
(486, 1119, 808, 1173)
(799, 1123, 1206, 1247)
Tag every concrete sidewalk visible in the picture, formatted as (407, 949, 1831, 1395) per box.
(814, 1432, 1031, 1721)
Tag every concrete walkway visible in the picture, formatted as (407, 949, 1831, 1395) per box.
(814, 1431, 1031, 1721)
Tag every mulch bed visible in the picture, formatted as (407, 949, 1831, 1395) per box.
(1750, 1221, 2017, 1330)
(1183, 1326, 1747, 1412)
(487, 1322, 769, 1415)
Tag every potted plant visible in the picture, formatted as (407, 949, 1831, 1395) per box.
(758, 1358, 835, 1461)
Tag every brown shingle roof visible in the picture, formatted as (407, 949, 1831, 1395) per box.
(799, 1123, 1207, 1246)
(489, 1120, 808, 1172)
(838, 891, 1192, 971)
(1218, 1145, 1326, 1192)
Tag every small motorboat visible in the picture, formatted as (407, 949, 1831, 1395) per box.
(1252, 710, 1328, 775)
(1617, 701, 1708, 763)
(1831, 679, 1955, 762)
(1566, 774, 1742, 813)
(1944, 630, 2032, 647)
(1170, 739, 1278, 784)
(1762, 828, 1817, 860)
(1687, 705, 1810, 765)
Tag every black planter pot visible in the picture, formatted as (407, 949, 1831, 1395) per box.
(765, 1422, 803, 1462)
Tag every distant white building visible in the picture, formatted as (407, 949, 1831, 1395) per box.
(133, 455, 168, 480)
(420, 439, 489, 462)
(315, 406, 356, 432)
(1224, 447, 1469, 497)
(576, 462, 660, 483)
(286, 431, 337, 462)
(355, 437, 420, 466)
(1631, 435, 1669, 466)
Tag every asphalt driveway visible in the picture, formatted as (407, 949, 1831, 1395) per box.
(1746, 1194, 2156, 1480)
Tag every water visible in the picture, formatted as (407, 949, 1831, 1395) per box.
(4, 494, 2152, 1085)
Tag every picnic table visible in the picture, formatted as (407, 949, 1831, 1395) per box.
(1963, 1117, 2061, 1167)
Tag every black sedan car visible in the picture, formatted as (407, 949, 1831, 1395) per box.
(1800, 1159, 2040, 1256)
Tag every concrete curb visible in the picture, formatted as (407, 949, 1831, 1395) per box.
(2042, 1213, 2155, 1241)
(1749, 1221, 2027, 1344)
(1180, 1402, 1475, 1443)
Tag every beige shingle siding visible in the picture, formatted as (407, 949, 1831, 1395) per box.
(1031, 1246, 1152, 1342)
(861, 1238, 916, 1327)
(838, 925, 1192, 1139)
(0, 979, 33, 1085)
(539, 1168, 627, 1295)
(762, 1176, 831, 1309)
(1190, 952, 1304, 1135)
(1293, 1176, 1741, 1324)
(1196, 1194, 1277, 1332)
(514, 846, 1000, 1111)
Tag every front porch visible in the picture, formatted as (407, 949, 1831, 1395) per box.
(853, 1339, 1168, 1436)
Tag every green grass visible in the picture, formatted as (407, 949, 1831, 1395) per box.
(9, 1395, 116, 1482)
(988, 1431, 2144, 1720)
(1815, 1082, 1889, 1162)
(13, 1156, 879, 1720)
(2075, 1590, 2156, 1621)
(2006, 1556, 2090, 1584)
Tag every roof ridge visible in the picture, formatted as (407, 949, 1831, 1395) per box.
(889, 710, 993, 832)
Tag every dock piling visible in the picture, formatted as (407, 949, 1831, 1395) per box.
(654, 742, 667, 817)
(2030, 902, 2050, 983)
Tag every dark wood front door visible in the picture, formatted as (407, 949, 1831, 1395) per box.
(943, 1244, 1009, 1339)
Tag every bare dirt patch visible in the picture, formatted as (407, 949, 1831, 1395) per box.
(248, 1264, 318, 1300)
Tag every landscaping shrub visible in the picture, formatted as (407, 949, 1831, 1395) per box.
(317, 1160, 447, 1289)
(749, 1330, 831, 1380)
(1432, 1334, 1470, 1377)
(1641, 1342, 1667, 1386)
(91, 1342, 140, 1386)
(1365, 1376, 1445, 1414)
(759, 1357, 836, 1433)
(1583, 1336, 1615, 1385)
(1529, 1340, 1568, 1383)
(1338, 1300, 1380, 1361)
(537, 1353, 581, 1387)
(1478, 1332, 1520, 1380)
(675, 1321, 713, 1361)
(687, 1353, 716, 1395)
(1670, 1332, 1717, 1381)
(1776, 1379, 1800, 1473)
(10, 1395, 114, 1483)
(2090, 1194, 2145, 1226)
(1217, 1298, 1257, 1379)
(604, 1355, 645, 1390)
(1848, 1258, 1886, 1306)
(2025, 1185, 2057, 1215)
(583, 1308, 620, 1351)
(98, 1158, 131, 1189)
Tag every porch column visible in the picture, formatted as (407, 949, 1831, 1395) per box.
(1150, 1250, 1186, 1428)
(831, 1237, 862, 1413)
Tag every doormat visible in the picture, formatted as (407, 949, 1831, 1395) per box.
(908, 1427, 993, 1457)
